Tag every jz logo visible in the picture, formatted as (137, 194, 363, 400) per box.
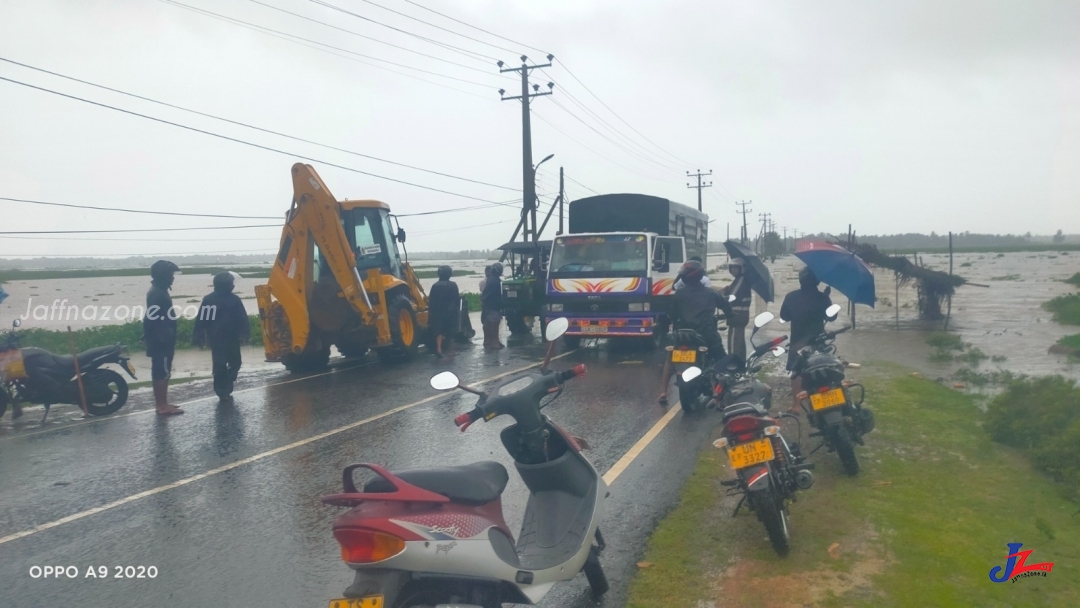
(989, 543, 1054, 583)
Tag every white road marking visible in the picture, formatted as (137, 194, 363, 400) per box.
(1, 360, 376, 441)
(0, 353, 573, 546)
(602, 403, 681, 485)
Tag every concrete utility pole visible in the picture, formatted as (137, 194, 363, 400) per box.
(736, 200, 752, 245)
(686, 170, 712, 212)
(500, 54, 554, 243)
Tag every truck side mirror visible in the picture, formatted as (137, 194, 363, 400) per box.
(396, 228, 406, 243)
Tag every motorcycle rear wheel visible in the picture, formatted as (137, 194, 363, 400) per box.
(83, 369, 128, 417)
(830, 424, 860, 476)
(749, 490, 790, 556)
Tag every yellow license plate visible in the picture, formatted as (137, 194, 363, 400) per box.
(329, 597, 383, 608)
(671, 350, 697, 363)
(809, 388, 846, 411)
(727, 437, 775, 469)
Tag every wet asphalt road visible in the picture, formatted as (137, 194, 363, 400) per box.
(0, 335, 725, 608)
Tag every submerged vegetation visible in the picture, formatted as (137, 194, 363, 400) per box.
(1044, 294, 1080, 326)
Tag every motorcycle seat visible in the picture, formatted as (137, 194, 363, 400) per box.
(363, 461, 509, 506)
(22, 345, 119, 375)
(722, 401, 768, 419)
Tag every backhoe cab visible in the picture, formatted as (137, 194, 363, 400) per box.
(255, 164, 429, 371)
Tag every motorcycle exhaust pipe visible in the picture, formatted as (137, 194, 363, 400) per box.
(796, 470, 815, 490)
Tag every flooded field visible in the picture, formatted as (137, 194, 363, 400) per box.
(1, 251, 1076, 381)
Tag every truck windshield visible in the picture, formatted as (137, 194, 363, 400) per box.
(549, 235, 648, 277)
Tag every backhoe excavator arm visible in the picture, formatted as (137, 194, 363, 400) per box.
(258, 164, 387, 358)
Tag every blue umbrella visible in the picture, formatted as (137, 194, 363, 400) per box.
(0, 284, 8, 305)
(795, 241, 876, 307)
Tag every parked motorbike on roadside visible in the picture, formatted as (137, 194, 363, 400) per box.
(0, 319, 138, 421)
(321, 317, 608, 608)
(789, 303, 874, 476)
(681, 311, 813, 556)
(667, 296, 735, 413)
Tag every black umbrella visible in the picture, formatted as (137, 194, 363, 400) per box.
(722, 240, 774, 302)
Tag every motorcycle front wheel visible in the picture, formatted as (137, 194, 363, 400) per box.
(83, 369, 129, 416)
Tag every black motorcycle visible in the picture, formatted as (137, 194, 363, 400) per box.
(681, 313, 813, 556)
(1, 319, 138, 421)
(789, 304, 874, 476)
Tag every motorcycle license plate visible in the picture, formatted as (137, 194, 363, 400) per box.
(506, 290, 518, 298)
(727, 438, 775, 469)
(329, 597, 383, 608)
(582, 325, 607, 334)
(671, 350, 697, 363)
(0, 350, 27, 381)
(810, 388, 846, 411)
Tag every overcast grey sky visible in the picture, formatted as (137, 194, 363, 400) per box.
(1, 0, 1078, 257)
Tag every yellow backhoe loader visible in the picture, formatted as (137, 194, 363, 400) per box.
(255, 164, 431, 371)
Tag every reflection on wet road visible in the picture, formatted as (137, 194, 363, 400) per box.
(0, 337, 723, 608)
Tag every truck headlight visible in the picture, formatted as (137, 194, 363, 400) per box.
(549, 303, 564, 312)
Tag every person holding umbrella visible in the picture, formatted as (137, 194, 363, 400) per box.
(721, 258, 754, 362)
(780, 267, 835, 409)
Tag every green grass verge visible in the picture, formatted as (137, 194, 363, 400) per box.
(627, 366, 1080, 607)
(461, 292, 481, 311)
(882, 244, 1080, 255)
(14, 316, 264, 353)
(1063, 273, 1080, 288)
(1057, 334, 1080, 350)
(1044, 294, 1080, 326)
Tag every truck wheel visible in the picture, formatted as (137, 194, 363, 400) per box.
(507, 313, 531, 335)
(283, 348, 330, 373)
(378, 295, 420, 363)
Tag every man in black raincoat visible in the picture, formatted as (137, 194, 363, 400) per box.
(193, 272, 250, 401)
(144, 260, 184, 415)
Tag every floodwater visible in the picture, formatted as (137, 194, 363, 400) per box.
(2, 251, 1077, 381)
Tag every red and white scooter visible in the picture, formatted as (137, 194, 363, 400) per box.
(322, 318, 608, 608)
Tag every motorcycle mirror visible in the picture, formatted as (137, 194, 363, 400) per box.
(727, 294, 736, 303)
(681, 366, 703, 382)
(772, 346, 786, 357)
(429, 371, 460, 391)
(825, 303, 842, 319)
(12, 319, 21, 328)
(754, 311, 774, 328)
(545, 317, 569, 342)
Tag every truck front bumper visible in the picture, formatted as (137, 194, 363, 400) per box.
(547, 314, 659, 337)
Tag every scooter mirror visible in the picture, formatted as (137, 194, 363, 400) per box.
(772, 346, 786, 357)
(681, 366, 703, 382)
(825, 303, 842, 319)
(727, 294, 736, 303)
(429, 371, 460, 391)
(754, 311, 774, 328)
(12, 319, 21, 328)
(545, 317, 569, 342)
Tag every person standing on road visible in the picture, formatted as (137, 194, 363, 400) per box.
(192, 272, 250, 402)
(144, 260, 184, 416)
(780, 267, 834, 409)
(722, 258, 754, 363)
(658, 260, 733, 405)
(481, 263, 505, 350)
(428, 265, 460, 358)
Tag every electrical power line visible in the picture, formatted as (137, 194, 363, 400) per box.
(530, 109, 671, 184)
(0, 76, 506, 204)
(549, 97, 680, 179)
(1, 57, 516, 192)
(311, 0, 499, 63)
(401, 0, 549, 56)
(353, 0, 521, 56)
(0, 196, 281, 220)
(564, 175, 600, 196)
(0, 225, 280, 235)
(0, 249, 277, 258)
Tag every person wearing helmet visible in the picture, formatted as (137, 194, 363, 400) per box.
(780, 266, 834, 408)
(481, 263, 505, 350)
(673, 256, 711, 290)
(722, 257, 755, 363)
(144, 260, 184, 415)
(193, 271, 250, 401)
(427, 265, 460, 358)
(658, 260, 734, 405)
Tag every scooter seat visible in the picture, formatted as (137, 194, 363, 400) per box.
(363, 461, 509, 506)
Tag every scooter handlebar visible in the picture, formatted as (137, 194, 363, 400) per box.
(455, 409, 481, 432)
(557, 364, 587, 384)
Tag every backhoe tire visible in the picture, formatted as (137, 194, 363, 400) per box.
(377, 295, 420, 364)
(336, 344, 369, 359)
(283, 348, 330, 373)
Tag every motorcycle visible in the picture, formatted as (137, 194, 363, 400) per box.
(0, 318, 138, 422)
(667, 296, 735, 413)
(681, 312, 813, 556)
(321, 317, 607, 608)
(789, 303, 874, 476)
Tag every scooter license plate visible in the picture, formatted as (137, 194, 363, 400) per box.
(810, 388, 846, 411)
(671, 350, 697, 363)
(727, 438, 775, 469)
(329, 597, 383, 608)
